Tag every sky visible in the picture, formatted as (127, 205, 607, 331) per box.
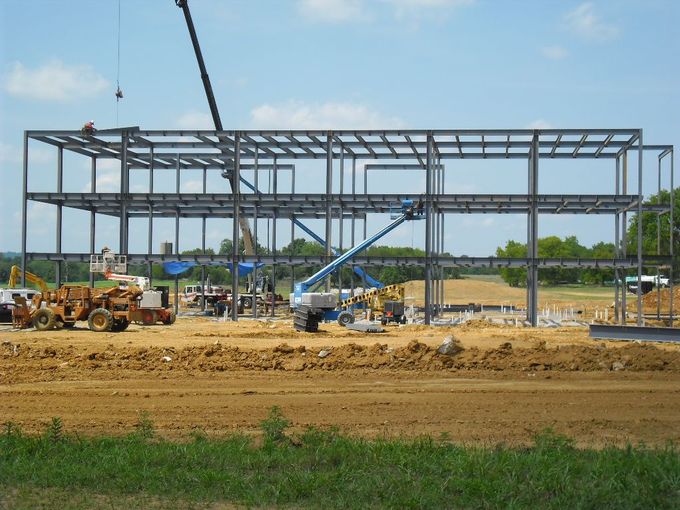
(0, 0, 678, 258)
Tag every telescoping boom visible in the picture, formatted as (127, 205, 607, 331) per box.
(292, 200, 420, 332)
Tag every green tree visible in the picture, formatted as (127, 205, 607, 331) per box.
(581, 242, 615, 285)
(626, 188, 680, 274)
(496, 240, 527, 287)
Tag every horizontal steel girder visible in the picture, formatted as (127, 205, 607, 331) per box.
(25, 192, 670, 218)
(590, 324, 680, 343)
(25, 252, 672, 268)
(27, 129, 671, 167)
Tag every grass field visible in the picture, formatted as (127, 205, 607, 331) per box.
(2, 410, 678, 509)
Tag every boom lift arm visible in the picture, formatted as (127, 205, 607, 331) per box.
(291, 218, 385, 289)
(292, 200, 418, 331)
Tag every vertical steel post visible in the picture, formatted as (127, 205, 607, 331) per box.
(271, 156, 277, 318)
(290, 164, 296, 295)
(614, 156, 620, 323)
(201, 166, 207, 311)
(636, 131, 643, 326)
(527, 133, 539, 326)
(424, 133, 433, 325)
(89, 156, 97, 288)
(147, 146, 154, 285)
(621, 151, 628, 321)
(657, 155, 662, 320)
(325, 133, 333, 293)
(231, 133, 241, 321)
(250, 144, 258, 319)
(252, 146, 259, 318)
(670, 150, 675, 326)
(21, 131, 28, 287)
(338, 144, 344, 298)
(174, 157, 180, 315)
(119, 133, 129, 254)
(55, 145, 63, 286)
(439, 159, 445, 309)
(350, 158, 356, 293)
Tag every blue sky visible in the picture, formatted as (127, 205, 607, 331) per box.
(0, 0, 678, 257)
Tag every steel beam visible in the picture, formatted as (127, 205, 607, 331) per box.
(590, 324, 680, 343)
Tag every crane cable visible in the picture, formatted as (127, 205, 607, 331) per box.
(115, 0, 123, 126)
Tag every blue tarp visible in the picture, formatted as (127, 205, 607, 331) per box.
(162, 261, 264, 276)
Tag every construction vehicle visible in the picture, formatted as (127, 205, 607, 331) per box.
(11, 283, 125, 331)
(90, 249, 175, 325)
(8, 265, 50, 293)
(1, 266, 46, 323)
(181, 283, 228, 308)
(292, 200, 420, 332)
(339, 284, 407, 325)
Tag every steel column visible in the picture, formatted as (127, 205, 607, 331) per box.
(252, 146, 259, 318)
(147, 147, 154, 285)
(119, 133, 129, 254)
(55, 145, 63, 286)
(21, 131, 28, 287)
(325, 134, 333, 293)
(670, 150, 675, 326)
(231, 133, 241, 321)
(89, 156, 97, 288)
(424, 133, 433, 325)
(636, 131, 643, 326)
(527, 133, 539, 326)
(621, 151, 628, 322)
(614, 156, 620, 323)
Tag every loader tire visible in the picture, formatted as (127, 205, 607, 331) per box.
(112, 318, 129, 332)
(162, 311, 176, 325)
(88, 308, 113, 332)
(242, 297, 253, 309)
(337, 311, 355, 327)
(33, 308, 56, 331)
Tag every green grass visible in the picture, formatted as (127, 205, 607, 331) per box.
(1, 411, 678, 509)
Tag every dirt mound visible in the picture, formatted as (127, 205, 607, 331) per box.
(641, 287, 680, 313)
(3, 338, 678, 384)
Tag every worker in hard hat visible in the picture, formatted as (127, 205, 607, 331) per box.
(81, 120, 96, 136)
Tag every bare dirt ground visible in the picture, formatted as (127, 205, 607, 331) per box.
(2, 316, 679, 448)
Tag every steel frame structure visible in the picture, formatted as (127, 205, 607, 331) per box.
(21, 128, 675, 326)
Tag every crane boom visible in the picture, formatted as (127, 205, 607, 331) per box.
(175, 0, 255, 256)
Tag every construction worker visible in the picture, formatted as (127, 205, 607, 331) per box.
(416, 197, 424, 215)
(81, 120, 95, 136)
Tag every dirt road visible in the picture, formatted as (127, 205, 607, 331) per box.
(2, 318, 679, 447)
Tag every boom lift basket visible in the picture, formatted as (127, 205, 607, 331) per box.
(90, 253, 127, 274)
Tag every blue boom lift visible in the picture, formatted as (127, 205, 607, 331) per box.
(292, 200, 420, 332)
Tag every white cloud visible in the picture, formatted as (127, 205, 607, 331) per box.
(4, 60, 109, 101)
(80, 159, 121, 192)
(565, 3, 619, 41)
(540, 45, 569, 60)
(175, 111, 215, 130)
(297, 0, 364, 23)
(249, 100, 405, 129)
(527, 119, 553, 130)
